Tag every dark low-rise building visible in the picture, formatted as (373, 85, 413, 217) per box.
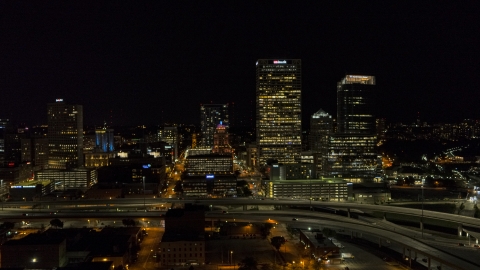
(1, 233, 68, 268)
(159, 204, 206, 267)
(299, 230, 340, 263)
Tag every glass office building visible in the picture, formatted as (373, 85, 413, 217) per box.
(323, 75, 379, 183)
(337, 75, 375, 134)
(322, 134, 378, 183)
(256, 59, 302, 165)
(47, 99, 83, 169)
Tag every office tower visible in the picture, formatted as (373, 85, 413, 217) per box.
(0, 119, 9, 166)
(309, 109, 333, 178)
(158, 126, 178, 161)
(256, 59, 302, 165)
(337, 75, 376, 134)
(200, 104, 229, 147)
(212, 123, 232, 155)
(95, 123, 114, 152)
(323, 75, 378, 183)
(309, 109, 333, 152)
(47, 99, 84, 169)
(21, 137, 49, 169)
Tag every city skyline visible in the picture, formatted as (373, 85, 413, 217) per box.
(1, 2, 479, 126)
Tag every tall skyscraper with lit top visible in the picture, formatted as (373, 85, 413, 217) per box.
(323, 75, 379, 184)
(256, 59, 302, 166)
(337, 75, 376, 134)
(47, 99, 83, 169)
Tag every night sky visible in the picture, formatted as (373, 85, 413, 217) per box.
(1, 1, 479, 128)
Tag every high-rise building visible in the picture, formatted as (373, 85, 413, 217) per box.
(309, 110, 333, 178)
(95, 123, 114, 152)
(21, 137, 49, 169)
(200, 104, 229, 147)
(158, 126, 178, 161)
(212, 124, 232, 155)
(309, 109, 333, 152)
(337, 75, 376, 134)
(323, 75, 379, 184)
(0, 119, 10, 167)
(256, 59, 302, 165)
(47, 99, 84, 169)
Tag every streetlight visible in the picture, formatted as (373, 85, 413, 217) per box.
(143, 176, 146, 211)
(421, 185, 424, 238)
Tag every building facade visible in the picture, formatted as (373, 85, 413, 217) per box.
(212, 124, 232, 155)
(265, 179, 351, 200)
(200, 104, 229, 148)
(256, 59, 302, 166)
(47, 99, 84, 169)
(322, 134, 378, 183)
(35, 168, 97, 190)
(184, 155, 233, 176)
(309, 110, 333, 178)
(95, 126, 114, 152)
(337, 75, 376, 134)
(159, 205, 206, 266)
(322, 75, 379, 184)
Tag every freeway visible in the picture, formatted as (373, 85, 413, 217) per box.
(2, 204, 478, 269)
(3, 198, 480, 230)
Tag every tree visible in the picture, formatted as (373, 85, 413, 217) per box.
(271, 236, 286, 251)
(50, 218, 64, 228)
(238, 256, 258, 270)
(260, 223, 274, 239)
(474, 204, 480, 218)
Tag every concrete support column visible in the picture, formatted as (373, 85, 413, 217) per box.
(409, 249, 412, 268)
(458, 224, 463, 237)
(420, 221, 423, 230)
(243, 205, 247, 211)
(347, 208, 351, 218)
(383, 212, 386, 220)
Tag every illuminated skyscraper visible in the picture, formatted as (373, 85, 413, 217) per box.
(0, 119, 9, 167)
(337, 75, 376, 134)
(95, 122, 114, 152)
(323, 75, 379, 183)
(47, 99, 83, 169)
(309, 109, 333, 152)
(256, 59, 302, 165)
(212, 124, 232, 155)
(200, 104, 229, 147)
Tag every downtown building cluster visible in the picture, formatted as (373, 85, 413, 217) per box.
(0, 59, 383, 202)
(249, 59, 380, 200)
